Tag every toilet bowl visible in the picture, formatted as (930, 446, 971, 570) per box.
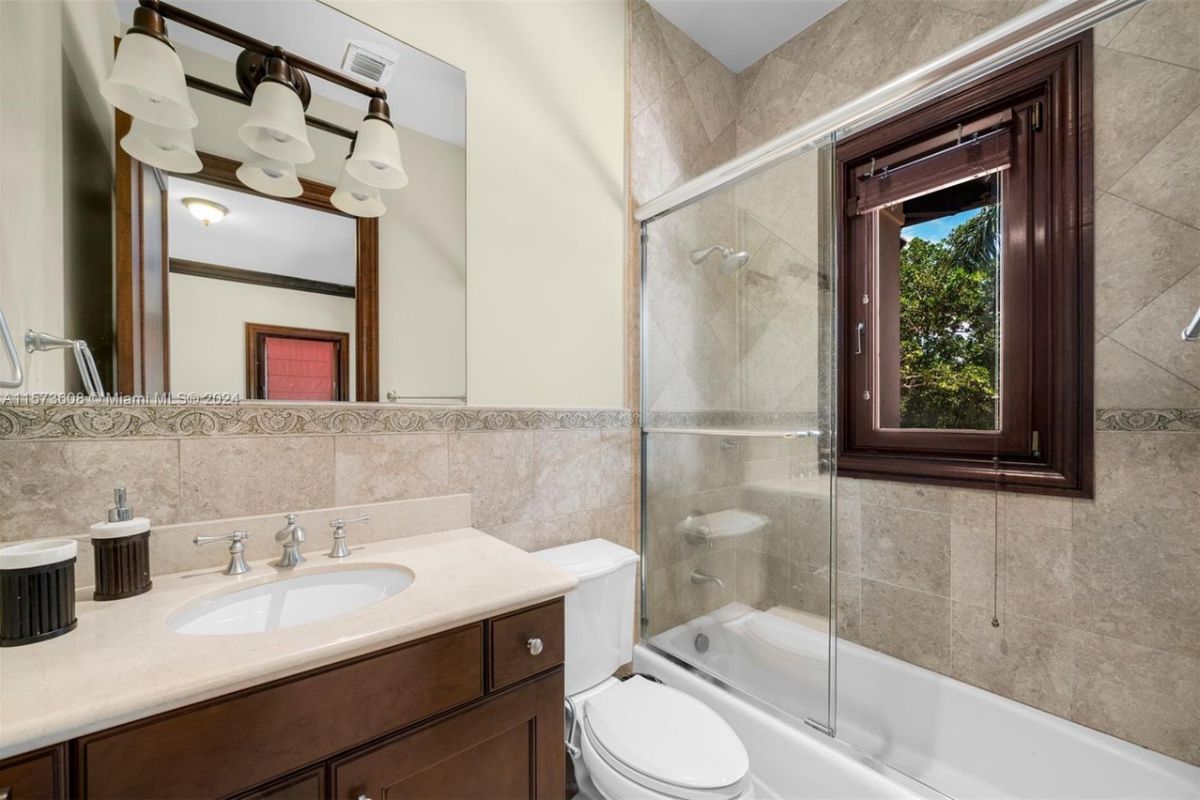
(577, 676, 754, 800)
(534, 540, 755, 800)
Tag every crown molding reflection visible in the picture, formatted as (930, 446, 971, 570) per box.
(0, 402, 635, 440)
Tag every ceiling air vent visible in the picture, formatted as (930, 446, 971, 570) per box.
(340, 40, 398, 85)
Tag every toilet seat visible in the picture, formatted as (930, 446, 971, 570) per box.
(581, 676, 752, 800)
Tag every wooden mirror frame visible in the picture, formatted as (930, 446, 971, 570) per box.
(115, 117, 380, 401)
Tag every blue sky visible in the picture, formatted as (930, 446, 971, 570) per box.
(901, 207, 982, 243)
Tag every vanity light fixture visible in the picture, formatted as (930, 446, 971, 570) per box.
(181, 197, 228, 226)
(101, 1, 198, 130)
(236, 50, 316, 164)
(332, 156, 386, 218)
(120, 118, 202, 174)
(346, 91, 409, 190)
(101, 0, 410, 211)
(235, 154, 303, 198)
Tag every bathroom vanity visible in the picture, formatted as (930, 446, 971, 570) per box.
(0, 530, 573, 799)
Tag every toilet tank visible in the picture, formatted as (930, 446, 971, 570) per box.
(533, 539, 640, 696)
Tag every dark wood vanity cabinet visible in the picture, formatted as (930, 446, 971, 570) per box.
(333, 671, 564, 800)
(0, 745, 67, 800)
(0, 598, 566, 800)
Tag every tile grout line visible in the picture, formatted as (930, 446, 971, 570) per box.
(1100, 334, 1200, 395)
(1103, 102, 1200, 206)
(1098, 2, 1142, 46)
(1106, 264, 1200, 390)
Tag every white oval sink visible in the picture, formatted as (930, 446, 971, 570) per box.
(168, 566, 413, 636)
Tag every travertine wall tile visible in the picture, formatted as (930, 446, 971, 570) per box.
(1094, 191, 1200, 337)
(1109, 267, 1200, 389)
(333, 433, 449, 506)
(1110, 107, 1200, 229)
(1093, 47, 1200, 192)
(859, 578, 951, 672)
(1071, 630, 1200, 764)
(0, 439, 179, 540)
(861, 504, 951, 595)
(447, 431, 537, 527)
(1106, 0, 1200, 70)
(1095, 338, 1200, 408)
(951, 603, 1074, 718)
(180, 436, 335, 520)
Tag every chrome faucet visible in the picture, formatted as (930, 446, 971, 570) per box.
(690, 568, 725, 588)
(274, 513, 307, 568)
(193, 530, 251, 575)
(328, 515, 369, 558)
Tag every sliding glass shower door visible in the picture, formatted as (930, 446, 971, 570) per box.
(640, 135, 838, 731)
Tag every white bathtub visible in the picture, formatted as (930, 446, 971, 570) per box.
(637, 604, 1200, 800)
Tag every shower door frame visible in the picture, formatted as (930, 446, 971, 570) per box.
(635, 152, 841, 736)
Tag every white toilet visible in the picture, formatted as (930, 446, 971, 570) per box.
(534, 539, 754, 800)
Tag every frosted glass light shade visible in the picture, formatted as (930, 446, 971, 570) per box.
(120, 118, 201, 173)
(102, 33, 198, 130)
(331, 164, 385, 218)
(235, 155, 302, 198)
(346, 118, 408, 190)
(238, 81, 315, 164)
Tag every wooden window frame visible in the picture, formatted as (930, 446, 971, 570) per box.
(245, 323, 351, 402)
(836, 34, 1093, 497)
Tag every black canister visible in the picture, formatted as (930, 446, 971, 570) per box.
(90, 488, 153, 601)
(0, 539, 79, 647)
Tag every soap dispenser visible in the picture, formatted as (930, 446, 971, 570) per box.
(89, 488, 153, 600)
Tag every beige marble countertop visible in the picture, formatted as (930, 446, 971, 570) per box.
(0, 528, 576, 759)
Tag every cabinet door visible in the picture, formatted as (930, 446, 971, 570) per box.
(333, 670, 564, 800)
(78, 625, 483, 799)
(0, 745, 66, 800)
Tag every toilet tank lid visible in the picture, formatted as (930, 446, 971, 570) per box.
(533, 539, 639, 580)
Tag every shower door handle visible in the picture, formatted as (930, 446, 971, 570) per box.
(855, 321, 866, 355)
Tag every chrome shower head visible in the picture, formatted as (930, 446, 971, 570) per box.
(690, 244, 750, 276)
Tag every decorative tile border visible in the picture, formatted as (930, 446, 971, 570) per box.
(643, 410, 822, 430)
(3, 403, 1192, 438)
(1094, 409, 1200, 432)
(0, 402, 635, 440)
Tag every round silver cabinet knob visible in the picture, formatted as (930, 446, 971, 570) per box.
(527, 637, 544, 656)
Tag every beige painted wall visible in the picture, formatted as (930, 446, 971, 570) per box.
(179, 44, 468, 400)
(3, 0, 624, 407)
(0, 0, 118, 393)
(329, 0, 627, 408)
(380, 127, 467, 400)
(168, 273, 357, 397)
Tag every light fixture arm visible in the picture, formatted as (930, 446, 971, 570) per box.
(128, 0, 173, 47)
(140, 0, 384, 100)
(235, 48, 312, 109)
(364, 91, 394, 126)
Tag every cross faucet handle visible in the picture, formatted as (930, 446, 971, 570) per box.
(328, 515, 370, 558)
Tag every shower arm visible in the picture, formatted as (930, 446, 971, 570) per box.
(1183, 307, 1200, 342)
(25, 330, 105, 397)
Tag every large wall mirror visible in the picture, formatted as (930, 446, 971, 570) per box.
(0, 0, 466, 403)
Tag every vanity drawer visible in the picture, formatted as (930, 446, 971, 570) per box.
(0, 745, 66, 800)
(77, 624, 484, 799)
(488, 599, 564, 691)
